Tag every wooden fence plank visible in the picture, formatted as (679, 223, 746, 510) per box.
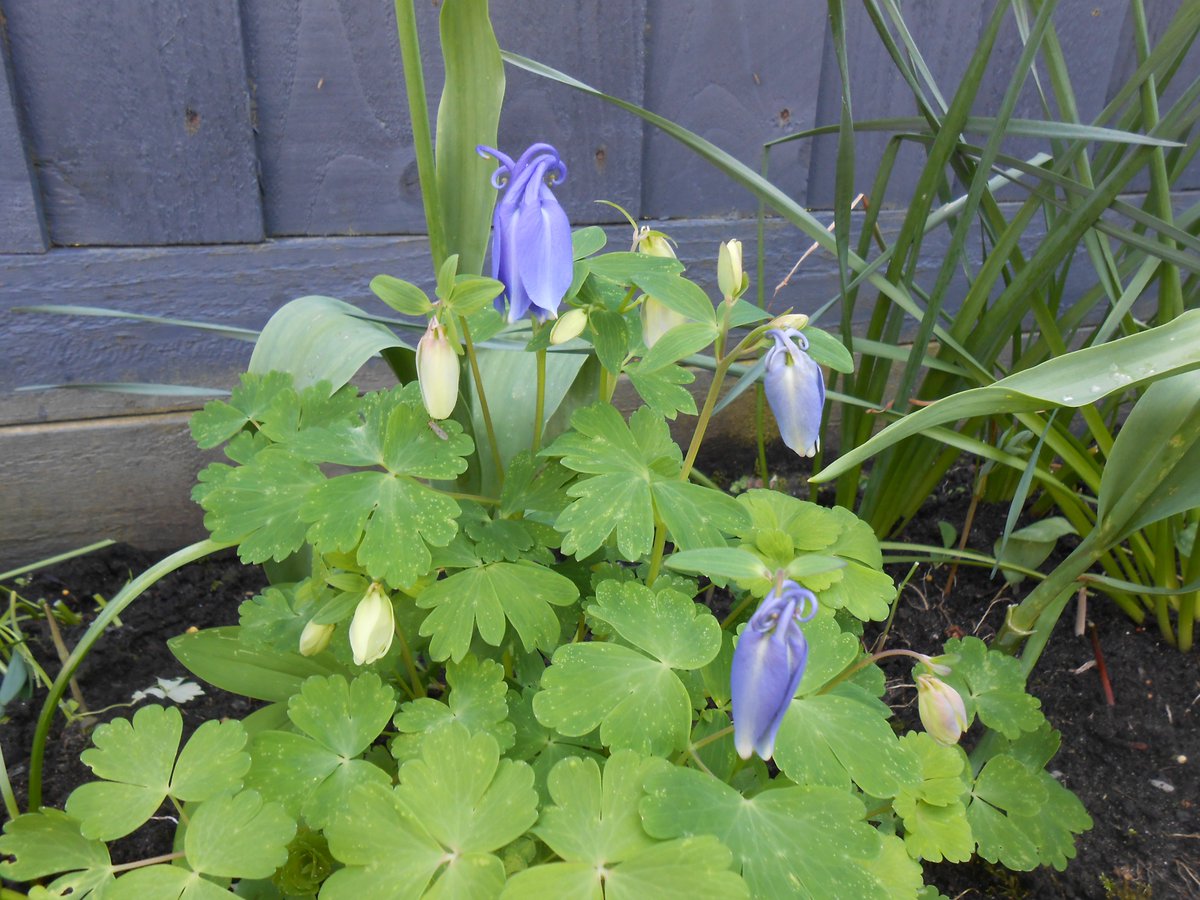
(2, 1, 262, 246)
(241, 0, 644, 238)
(639, 0, 826, 219)
(0, 24, 47, 253)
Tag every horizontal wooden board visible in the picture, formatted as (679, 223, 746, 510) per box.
(3, 0, 262, 246)
(0, 27, 47, 253)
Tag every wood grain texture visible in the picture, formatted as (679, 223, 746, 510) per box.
(639, 0, 826, 218)
(2, 0, 262, 246)
(0, 21, 47, 253)
(241, 0, 644, 237)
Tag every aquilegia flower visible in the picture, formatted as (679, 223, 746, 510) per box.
(730, 579, 819, 761)
(763, 327, 825, 458)
(916, 673, 969, 745)
(348, 583, 395, 666)
(478, 143, 573, 323)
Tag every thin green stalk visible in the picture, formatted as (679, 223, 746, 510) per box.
(1177, 517, 1199, 652)
(28, 539, 234, 810)
(1152, 519, 1179, 646)
(458, 316, 503, 483)
(394, 0, 446, 268)
(393, 624, 426, 699)
(645, 519, 668, 586)
(445, 491, 500, 506)
(0, 741, 19, 820)
(680, 355, 733, 481)
(532, 347, 547, 454)
(721, 592, 758, 630)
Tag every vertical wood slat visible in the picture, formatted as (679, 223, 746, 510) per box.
(0, 20, 48, 253)
(2, 0, 263, 247)
(640, 0, 827, 219)
(241, 0, 644, 239)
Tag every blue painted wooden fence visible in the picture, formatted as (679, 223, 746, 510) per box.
(0, 0, 1196, 562)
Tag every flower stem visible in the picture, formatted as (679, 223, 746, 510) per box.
(393, 624, 426, 699)
(459, 316, 504, 485)
(532, 346, 547, 454)
(110, 852, 186, 874)
(817, 648, 935, 695)
(645, 519, 668, 586)
(680, 356, 732, 482)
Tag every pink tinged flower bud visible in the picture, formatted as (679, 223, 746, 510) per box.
(730, 580, 819, 761)
(717, 239, 744, 303)
(763, 327, 825, 458)
(298, 620, 335, 657)
(916, 673, 969, 745)
(550, 308, 588, 345)
(348, 583, 395, 666)
(416, 320, 460, 420)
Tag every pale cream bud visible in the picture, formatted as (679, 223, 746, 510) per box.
(638, 230, 677, 259)
(718, 240, 744, 302)
(916, 673, 969, 745)
(769, 313, 809, 332)
(348, 583, 395, 666)
(550, 308, 588, 345)
(416, 319, 460, 420)
(298, 620, 334, 657)
(641, 296, 688, 349)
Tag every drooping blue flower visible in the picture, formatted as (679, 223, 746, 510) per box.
(763, 327, 825, 458)
(477, 143, 573, 323)
(730, 579, 819, 761)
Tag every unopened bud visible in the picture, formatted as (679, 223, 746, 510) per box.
(550, 308, 588, 345)
(718, 240, 744, 302)
(635, 229, 687, 348)
(769, 313, 809, 332)
(637, 229, 677, 259)
(348, 583, 395, 666)
(298, 620, 334, 657)
(416, 319, 460, 420)
(916, 673, 969, 746)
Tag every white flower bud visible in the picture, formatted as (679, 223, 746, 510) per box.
(298, 620, 334, 657)
(769, 313, 809, 332)
(718, 239, 744, 303)
(916, 673, 969, 745)
(634, 229, 687, 348)
(416, 319, 460, 420)
(348, 583, 395, 666)
(550, 308, 588, 345)
(638, 230, 676, 259)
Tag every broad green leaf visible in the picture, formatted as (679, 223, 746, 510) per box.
(66, 705, 182, 840)
(793, 611, 863, 695)
(393, 654, 515, 753)
(446, 275, 505, 317)
(625, 362, 697, 419)
(993, 517, 1076, 585)
(200, 448, 324, 564)
(589, 308, 630, 375)
(417, 561, 578, 662)
(462, 507, 534, 562)
(249, 296, 405, 391)
(629, 272, 717, 324)
(395, 723, 538, 859)
(639, 322, 719, 373)
(0, 810, 113, 896)
(245, 674, 395, 828)
(943, 637, 1044, 738)
(773, 684, 920, 798)
(190, 371, 295, 449)
(572, 226, 607, 258)
(802, 326, 854, 374)
(185, 790, 295, 879)
(435, 0, 503, 275)
(1001, 726, 1093, 870)
(317, 782, 445, 900)
(652, 481, 749, 553)
(535, 751, 661, 864)
(170, 626, 348, 703)
(167, 719, 251, 801)
(966, 754, 1051, 871)
(666, 548, 771, 583)
(815, 310, 1200, 484)
(586, 251, 683, 281)
(370, 274, 433, 316)
(893, 734, 973, 863)
(587, 581, 721, 670)
(640, 767, 919, 899)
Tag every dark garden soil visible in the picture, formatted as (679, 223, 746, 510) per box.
(2, 464, 1198, 898)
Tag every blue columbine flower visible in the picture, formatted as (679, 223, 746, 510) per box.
(478, 143, 573, 323)
(763, 327, 825, 458)
(730, 579, 819, 761)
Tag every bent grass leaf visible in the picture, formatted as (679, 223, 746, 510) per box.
(65, 706, 250, 841)
(640, 767, 920, 899)
(245, 674, 395, 829)
(0, 809, 113, 898)
(534, 583, 720, 755)
(417, 562, 579, 662)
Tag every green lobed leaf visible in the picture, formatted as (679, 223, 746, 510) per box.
(184, 790, 295, 879)
(370, 274, 433, 316)
(639, 322, 719, 373)
(640, 767, 920, 899)
(587, 581, 721, 670)
(893, 733, 974, 863)
(393, 654, 516, 754)
(625, 362, 698, 419)
(773, 684, 921, 798)
(589, 309, 631, 375)
(629, 272, 717, 324)
(943, 637, 1044, 738)
(417, 561, 578, 662)
(0, 810, 113, 896)
(190, 371, 295, 449)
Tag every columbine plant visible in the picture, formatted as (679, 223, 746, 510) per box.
(0, 3, 1090, 897)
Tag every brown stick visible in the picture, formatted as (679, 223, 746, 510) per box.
(1088, 621, 1116, 706)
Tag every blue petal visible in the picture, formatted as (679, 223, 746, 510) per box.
(764, 329, 825, 457)
(514, 165, 573, 320)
